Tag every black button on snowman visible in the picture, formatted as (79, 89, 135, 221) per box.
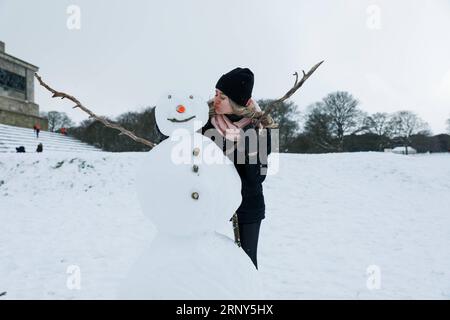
(192, 148, 200, 200)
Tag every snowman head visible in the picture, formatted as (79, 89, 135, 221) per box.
(155, 92, 209, 137)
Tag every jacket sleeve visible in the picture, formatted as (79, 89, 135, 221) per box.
(247, 127, 271, 161)
(234, 127, 272, 188)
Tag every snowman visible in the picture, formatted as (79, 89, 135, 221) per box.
(118, 92, 262, 299)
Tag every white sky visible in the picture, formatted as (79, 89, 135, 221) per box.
(1, 0, 449, 134)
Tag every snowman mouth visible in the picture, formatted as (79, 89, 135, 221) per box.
(167, 115, 196, 123)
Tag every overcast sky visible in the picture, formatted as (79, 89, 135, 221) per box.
(1, 0, 449, 133)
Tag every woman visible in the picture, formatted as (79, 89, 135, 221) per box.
(201, 67, 277, 269)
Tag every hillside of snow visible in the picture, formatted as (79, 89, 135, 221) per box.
(1, 151, 449, 299)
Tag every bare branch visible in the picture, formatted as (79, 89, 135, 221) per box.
(293, 72, 299, 87)
(34, 73, 156, 148)
(255, 60, 324, 128)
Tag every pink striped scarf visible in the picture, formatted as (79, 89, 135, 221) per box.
(211, 115, 252, 141)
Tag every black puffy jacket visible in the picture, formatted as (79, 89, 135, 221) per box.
(201, 114, 272, 223)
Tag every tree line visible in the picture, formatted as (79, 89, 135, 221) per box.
(259, 91, 450, 154)
(44, 91, 450, 153)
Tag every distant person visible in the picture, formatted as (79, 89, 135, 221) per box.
(34, 123, 41, 138)
(60, 127, 67, 135)
(36, 143, 43, 153)
(16, 146, 26, 153)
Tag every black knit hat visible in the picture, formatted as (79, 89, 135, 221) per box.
(215, 67, 254, 106)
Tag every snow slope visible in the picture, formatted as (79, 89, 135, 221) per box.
(0, 151, 449, 299)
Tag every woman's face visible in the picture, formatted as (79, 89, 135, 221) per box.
(213, 89, 233, 115)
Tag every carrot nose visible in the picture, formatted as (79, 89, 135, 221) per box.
(176, 105, 186, 113)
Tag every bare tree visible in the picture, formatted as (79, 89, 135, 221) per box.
(303, 103, 336, 152)
(42, 111, 74, 132)
(389, 111, 430, 155)
(318, 91, 367, 152)
(364, 112, 394, 151)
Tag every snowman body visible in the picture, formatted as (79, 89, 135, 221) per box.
(119, 92, 262, 299)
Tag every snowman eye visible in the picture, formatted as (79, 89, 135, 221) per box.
(168, 95, 172, 99)
(189, 95, 194, 99)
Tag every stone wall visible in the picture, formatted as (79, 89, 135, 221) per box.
(0, 108, 48, 130)
(0, 96, 38, 116)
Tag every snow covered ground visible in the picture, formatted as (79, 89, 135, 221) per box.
(1, 151, 449, 299)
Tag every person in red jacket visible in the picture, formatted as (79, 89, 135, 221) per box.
(33, 123, 41, 138)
